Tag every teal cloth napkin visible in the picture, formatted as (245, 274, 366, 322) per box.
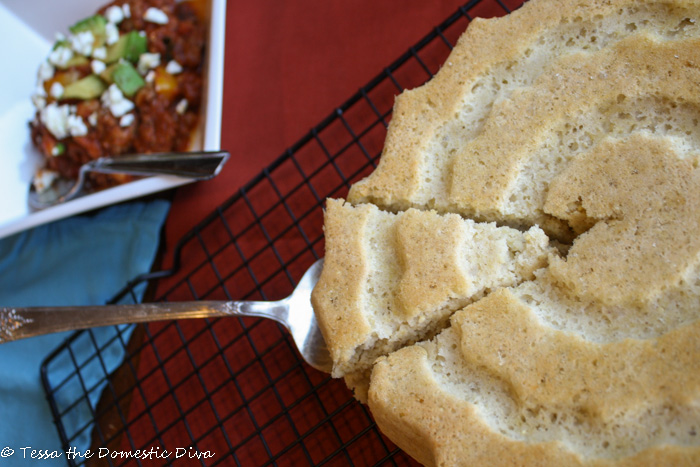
(0, 199, 170, 465)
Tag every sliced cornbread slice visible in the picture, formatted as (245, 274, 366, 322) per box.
(311, 198, 553, 379)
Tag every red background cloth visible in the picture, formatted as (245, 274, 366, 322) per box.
(159, 0, 472, 264)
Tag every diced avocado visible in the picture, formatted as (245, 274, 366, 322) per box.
(62, 74, 107, 100)
(105, 31, 147, 64)
(58, 55, 89, 69)
(52, 39, 70, 50)
(110, 62, 145, 97)
(99, 63, 118, 83)
(69, 15, 108, 48)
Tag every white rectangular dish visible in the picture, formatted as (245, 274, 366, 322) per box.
(0, 0, 226, 239)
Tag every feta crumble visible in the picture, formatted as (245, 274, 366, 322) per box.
(51, 144, 64, 156)
(145, 70, 156, 83)
(120, 113, 135, 127)
(165, 60, 183, 75)
(69, 30, 94, 56)
(50, 82, 64, 99)
(40, 102, 70, 139)
(122, 3, 131, 18)
(33, 169, 60, 193)
(35, 83, 47, 98)
(137, 52, 160, 74)
(101, 84, 134, 117)
(91, 59, 107, 75)
(175, 98, 188, 115)
(105, 22, 120, 45)
(104, 5, 125, 24)
(32, 94, 47, 110)
(48, 46, 74, 68)
(88, 112, 98, 127)
(92, 46, 107, 60)
(67, 115, 88, 137)
(37, 61, 55, 83)
(144, 7, 169, 24)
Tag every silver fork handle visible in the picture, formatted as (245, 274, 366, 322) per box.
(0, 300, 289, 344)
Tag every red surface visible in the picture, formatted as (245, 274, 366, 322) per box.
(159, 0, 473, 268)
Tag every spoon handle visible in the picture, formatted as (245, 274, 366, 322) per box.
(85, 150, 230, 180)
(0, 299, 289, 344)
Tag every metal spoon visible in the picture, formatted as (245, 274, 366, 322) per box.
(28, 150, 230, 210)
(0, 259, 331, 373)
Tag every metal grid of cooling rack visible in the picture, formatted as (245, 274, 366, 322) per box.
(41, 1, 524, 465)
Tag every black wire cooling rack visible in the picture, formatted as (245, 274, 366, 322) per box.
(41, 1, 524, 465)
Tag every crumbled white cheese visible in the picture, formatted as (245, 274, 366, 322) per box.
(105, 22, 120, 45)
(144, 7, 169, 24)
(33, 169, 59, 193)
(40, 102, 70, 139)
(51, 144, 64, 156)
(37, 61, 55, 83)
(101, 84, 134, 117)
(69, 30, 94, 56)
(67, 114, 88, 137)
(91, 59, 106, 75)
(165, 60, 183, 75)
(137, 52, 160, 75)
(104, 5, 125, 24)
(122, 3, 131, 18)
(92, 46, 107, 60)
(32, 94, 47, 110)
(48, 46, 74, 67)
(50, 82, 64, 99)
(55, 32, 66, 42)
(33, 82, 48, 109)
(120, 113, 135, 127)
(34, 83, 47, 98)
(175, 98, 188, 115)
(145, 70, 156, 83)
(88, 112, 98, 127)
(138, 30, 146, 37)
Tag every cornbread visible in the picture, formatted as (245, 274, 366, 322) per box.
(311, 0, 700, 464)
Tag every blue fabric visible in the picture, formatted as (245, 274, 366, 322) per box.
(0, 199, 170, 465)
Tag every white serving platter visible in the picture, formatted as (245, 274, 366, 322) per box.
(0, 0, 225, 239)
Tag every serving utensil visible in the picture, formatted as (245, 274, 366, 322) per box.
(28, 150, 230, 210)
(0, 259, 331, 373)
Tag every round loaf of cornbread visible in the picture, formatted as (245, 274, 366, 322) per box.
(312, 0, 700, 464)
